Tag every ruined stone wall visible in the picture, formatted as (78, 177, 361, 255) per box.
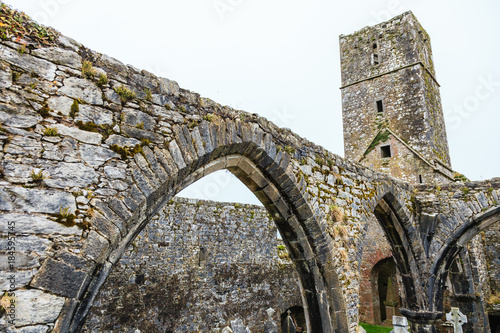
(82, 197, 302, 332)
(484, 223, 500, 316)
(0, 4, 499, 333)
(415, 180, 500, 332)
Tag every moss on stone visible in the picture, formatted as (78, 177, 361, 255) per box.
(362, 130, 390, 159)
(110, 144, 143, 160)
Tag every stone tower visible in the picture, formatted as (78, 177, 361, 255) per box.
(339, 11, 454, 184)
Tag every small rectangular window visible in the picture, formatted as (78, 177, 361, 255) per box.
(381, 145, 391, 158)
(376, 100, 384, 113)
(373, 53, 379, 65)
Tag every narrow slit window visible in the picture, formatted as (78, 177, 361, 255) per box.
(373, 43, 378, 49)
(372, 53, 379, 65)
(381, 145, 391, 158)
(376, 100, 384, 113)
(419, 175, 423, 183)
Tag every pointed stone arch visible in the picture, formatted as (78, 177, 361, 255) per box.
(428, 206, 500, 313)
(29, 122, 349, 332)
(371, 191, 427, 313)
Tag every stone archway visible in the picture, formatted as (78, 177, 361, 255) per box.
(372, 193, 427, 313)
(29, 134, 349, 332)
(3, 16, 499, 332)
(429, 206, 500, 316)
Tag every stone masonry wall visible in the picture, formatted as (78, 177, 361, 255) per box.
(484, 223, 500, 316)
(82, 197, 302, 332)
(359, 128, 448, 184)
(339, 12, 435, 86)
(340, 11, 452, 182)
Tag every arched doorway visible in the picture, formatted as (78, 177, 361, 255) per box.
(54, 146, 349, 332)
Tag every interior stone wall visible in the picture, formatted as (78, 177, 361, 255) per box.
(81, 197, 303, 332)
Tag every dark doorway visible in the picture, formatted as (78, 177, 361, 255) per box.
(281, 306, 306, 332)
(489, 315, 500, 333)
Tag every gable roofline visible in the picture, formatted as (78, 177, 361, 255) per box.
(359, 128, 454, 180)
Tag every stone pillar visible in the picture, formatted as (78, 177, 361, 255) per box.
(384, 277, 398, 325)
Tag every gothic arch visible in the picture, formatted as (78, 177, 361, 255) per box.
(372, 191, 426, 313)
(33, 123, 349, 333)
(428, 206, 500, 313)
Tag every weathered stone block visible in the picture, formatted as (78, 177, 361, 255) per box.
(104, 165, 126, 179)
(13, 289, 65, 326)
(30, 258, 90, 299)
(0, 269, 35, 290)
(47, 96, 74, 116)
(75, 104, 114, 126)
(0, 44, 57, 81)
(168, 140, 187, 169)
(80, 144, 118, 167)
(121, 125, 163, 143)
(0, 187, 76, 214)
(105, 134, 140, 148)
(59, 77, 103, 105)
(122, 108, 155, 130)
(82, 230, 110, 263)
(53, 123, 102, 144)
(0, 252, 39, 270)
(32, 47, 82, 69)
(90, 211, 121, 244)
(0, 213, 80, 236)
(44, 162, 99, 188)
(3, 113, 41, 131)
(0, 60, 12, 89)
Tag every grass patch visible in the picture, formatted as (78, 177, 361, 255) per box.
(38, 105, 51, 118)
(114, 85, 136, 104)
(454, 172, 469, 182)
(69, 99, 79, 118)
(76, 120, 98, 132)
(82, 60, 95, 79)
(110, 144, 143, 160)
(143, 88, 152, 101)
(43, 127, 58, 136)
(359, 323, 393, 333)
(96, 73, 108, 87)
(30, 169, 45, 182)
(203, 114, 214, 122)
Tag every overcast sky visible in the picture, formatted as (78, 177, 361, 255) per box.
(5, 0, 500, 205)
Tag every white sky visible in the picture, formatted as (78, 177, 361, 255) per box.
(5, 0, 500, 205)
